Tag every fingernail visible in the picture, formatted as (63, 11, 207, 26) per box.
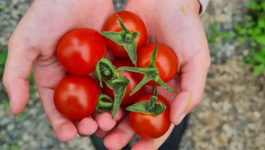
(177, 113, 186, 124)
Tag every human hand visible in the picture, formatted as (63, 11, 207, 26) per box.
(2, 0, 114, 142)
(94, 0, 211, 149)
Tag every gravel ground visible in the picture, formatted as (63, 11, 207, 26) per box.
(180, 0, 265, 150)
(1, 0, 264, 150)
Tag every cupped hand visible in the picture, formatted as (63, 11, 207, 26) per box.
(95, 0, 211, 149)
(2, 0, 114, 142)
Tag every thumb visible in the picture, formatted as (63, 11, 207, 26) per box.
(168, 13, 210, 125)
(170, 55, 210, 125)
(2, 39, 38, 114)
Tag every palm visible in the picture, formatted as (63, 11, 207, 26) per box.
(124, 0, 205, 105)
(100, 0, 210, 149)
(4, 0, 114, 141)
(125, 0, 203, 102)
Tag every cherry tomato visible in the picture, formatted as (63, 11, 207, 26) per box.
(137, 44, 178, 86)
(54, 74, 99, 121)
(101, 11, 147, 58)
(57, 28, 106, 75)
(103, 59, 145, 105)
(129, 94, 171, 139)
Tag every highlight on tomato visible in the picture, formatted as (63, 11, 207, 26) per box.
(57, 28, 106, 75)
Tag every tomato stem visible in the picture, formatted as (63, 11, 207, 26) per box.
(126, 83, 166, 116)
(149, 83, 158, 110)
(95, 58, 129, 118)
(97, 100, 113, 108)
(117, 45, 177, 95)
(96, 94, 114, 114)
(125, 34, 133, 43)
(100, 15, 139, 66)
(111, 78, 129, 118)
(95, 58, 117, 89)
(104, 70, 111, 76)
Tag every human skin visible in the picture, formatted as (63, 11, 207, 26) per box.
(93, 0, 211, 149)
(2, 0, 210, 148)
(2, 0, 115, 142)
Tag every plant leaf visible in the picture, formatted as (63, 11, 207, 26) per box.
(237, 37, 246, 43)
(253, 53, 265, 63)
(221, 32, 231, 41)
(258, 47, 265, 55)
(0, 50, 7, 65)
(258, 20, 265, 28)
(111, 78, 129, 118)
(100, 31, 125, 46)
(253, 64, 265, 75)
(262, 1, 265, 10)
(255, 36, 265, 45)
(249, 1, 257, 10)
(126, 101, 166, 116)
(123, 40, 137, 66)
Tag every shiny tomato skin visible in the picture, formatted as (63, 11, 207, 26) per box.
(57, 28, 106, 75)
(129, 94, 171, 139)
(137, 44, 178, 86)
(102, 59, 145, 105)
(54, 74, 99, 121)
(102, 11, 147, 58)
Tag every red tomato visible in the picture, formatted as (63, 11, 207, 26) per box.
(137, 44, 178, 86)
(101, 11, 147, 58)
(102, 59, 145, 105)
(57, 28, 106, 75)
(129, 94, 171, 139)
(54, 74, 99, 121)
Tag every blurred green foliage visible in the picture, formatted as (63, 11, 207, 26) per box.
(17, 110, 30, 120)
(233, 1, 265, 75)
(0, 50, 7, 75)
(1, 142, 19, 150)
(0, 5, 5, 12)
(207, 23, 232, 47)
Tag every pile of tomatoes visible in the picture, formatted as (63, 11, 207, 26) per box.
(53, 10, 179, 140)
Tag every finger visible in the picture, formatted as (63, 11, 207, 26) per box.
(38, 87, 77, 142)
(103, 116, 136, 150)
(2, 41, 39, 114)
(170, 38, 210, 124)
(170, 52, 210, 125)
(95, 128, 110, 138)
(161, 13, 210, 125)
(33, 57, 77, 142)
(94, 112, 116, 131)
(94, 107, 125, 132)
(131, 124, 175, 150)
(75, 117, 98, 137)
(94, 107, 127, 138)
